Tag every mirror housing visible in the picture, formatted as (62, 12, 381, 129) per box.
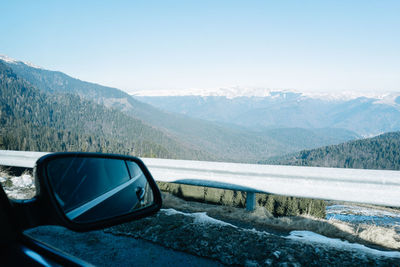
(21, 152, 162, 231)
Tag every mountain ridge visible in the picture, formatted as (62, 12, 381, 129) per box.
(132, 86, 400, 104)
(0, 61, 210, 160)
(263, 131, 400, 170)
(136, 94, 400, 136)
(0, 56, 361, 163)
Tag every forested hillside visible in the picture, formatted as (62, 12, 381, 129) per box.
(1, 57, 397, 168)
(265, 132, 400, 170)
(0, 62, 210, 159)
(1, 59, 359, 163)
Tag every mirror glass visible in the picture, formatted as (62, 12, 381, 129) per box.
(46, 156, 154, 223)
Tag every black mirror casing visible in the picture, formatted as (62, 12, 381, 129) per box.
(28, 152, 162, 231)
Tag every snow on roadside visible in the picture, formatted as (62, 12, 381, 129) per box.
(162, 208, 400, 259)
(287, 230, 400, 258)
(162, 208, 237, 228)
(11, 174, 34, 187)
(109, 204, 400, 265)
(0, 172, 35, 199)
(327, 205, 400, 219)
(327, 204, 400, 231)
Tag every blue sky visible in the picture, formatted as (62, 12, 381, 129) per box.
(1, 0, 399, 93)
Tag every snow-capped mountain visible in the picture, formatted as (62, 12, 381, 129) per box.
(1, 53, 398, 145)
(135, 89, 400, 136)
(132, 87, 400, 104)
(0, 55, 362, 162)
(0, 55, 43, 69)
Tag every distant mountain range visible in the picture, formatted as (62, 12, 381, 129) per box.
(133, 86, 398, 101)
(135, 90, 400, 137)
(0, 55, 360, 163)
(264, 131, 400, 171)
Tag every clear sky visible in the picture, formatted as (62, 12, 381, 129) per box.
(1, 0, 399, 94)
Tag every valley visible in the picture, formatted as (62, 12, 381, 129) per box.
(0, 56, 372, 163)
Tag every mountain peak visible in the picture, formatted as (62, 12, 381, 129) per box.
(0, 54, 43, 69)
(132, 87, 399, 102)
(132, 87, 294, 99)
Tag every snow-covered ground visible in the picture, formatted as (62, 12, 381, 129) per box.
(0, 172, 35, 199)
(287, 230, 400, 258)
(163, 208, 400, 258)
(327, 204, 400, 232)
(107, 206, 400, 265)
(163, 208, 238, 228)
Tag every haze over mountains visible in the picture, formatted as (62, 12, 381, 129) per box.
(136, 89, 400, 137)
(0, 55, 362, 163)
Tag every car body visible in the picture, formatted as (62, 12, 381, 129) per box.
(0, 152, 162, 266)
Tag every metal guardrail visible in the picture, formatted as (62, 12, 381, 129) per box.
(1, 150, 400, 210)
(0, 150, 49, 169)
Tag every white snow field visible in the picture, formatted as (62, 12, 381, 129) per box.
(327, 205, 400, 231)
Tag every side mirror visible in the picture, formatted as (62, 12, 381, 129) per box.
(28, 152, 162, 231)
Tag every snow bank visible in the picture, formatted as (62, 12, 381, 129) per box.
(287, 231, 400, 258)
(1, 172, 35, 200)
(11, 174, 34, 187)
(162, 207, 400, 258)
(162, 208, 237, 228)
(327, 205, 400, 218)
(327, 205, 400, 230)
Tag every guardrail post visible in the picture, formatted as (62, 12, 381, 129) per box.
(246, 192, 256, 211)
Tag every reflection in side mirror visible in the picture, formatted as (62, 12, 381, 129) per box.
(44, 155, 156, 223)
